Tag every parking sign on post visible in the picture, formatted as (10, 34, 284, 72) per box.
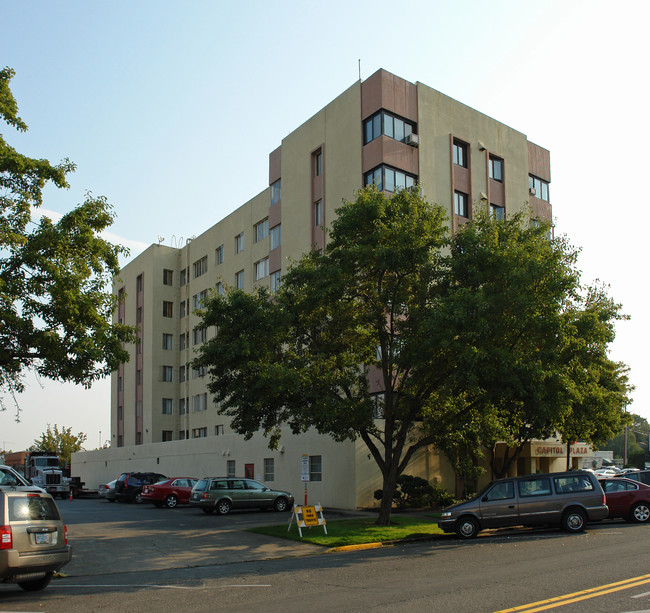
(301, 454, 309, 505)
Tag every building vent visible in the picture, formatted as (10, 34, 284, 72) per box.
(529, 187, 536, 195)
(405, 133, 420, 147)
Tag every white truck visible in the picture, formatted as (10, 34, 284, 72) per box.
(23, 451, 70, 499)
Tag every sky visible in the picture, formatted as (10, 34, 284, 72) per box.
(1, 0, 649, 451)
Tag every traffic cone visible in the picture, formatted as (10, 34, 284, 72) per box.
(69, 489, 73, 501)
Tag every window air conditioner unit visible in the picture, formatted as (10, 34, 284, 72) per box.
(405, 133, 420, 147)
(529, 187, 536, 195)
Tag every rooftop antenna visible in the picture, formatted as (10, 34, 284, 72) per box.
(157, 235, 165, 244)
(358, 59, 361, 81)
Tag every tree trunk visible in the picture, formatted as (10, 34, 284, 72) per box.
(376, 465, 400, 525)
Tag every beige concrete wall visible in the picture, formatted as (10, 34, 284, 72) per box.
(72, 427, 357, 509)
(416, 82, 532, 224)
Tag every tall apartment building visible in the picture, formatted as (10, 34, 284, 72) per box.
(97, 69, 562, 508)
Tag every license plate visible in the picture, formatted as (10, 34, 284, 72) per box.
(35, 533, 51, 544)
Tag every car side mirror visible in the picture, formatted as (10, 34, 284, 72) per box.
(482, 495, 489, 502)
(7, 479, 17, 487)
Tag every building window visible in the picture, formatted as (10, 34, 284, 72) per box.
(180, 267, 187, 286)
(118, 376, 123, 392)
(235, 270, 244, 290)
(162, 366, 173, 382)
(163, 269, 173, 286)
(489, 156, 504, 182)
(179, 301, 186, 319)
(136, 274, 143, 292)
(255, 218, 269, 242)
(136, 369, 142, 385)
(371, 393, 385, 418)
(364, 165, 416, 193)
(179, 365, 186, 382)
(235, 232, 244, 253)
(270, 224, 281, 250)
(270, 271, 281, 294)
(193, 327, 207, 345)
(193, 393, 207, 412)
(490, 204, 505, 220)
(314, 201, 323, 227)
(179, 398, 187, 415)
(529, 175, 550, 202)
(215, 425, 224, 436)
(179, 332, 186, 350)
(118, 435, 123, 447)
(162, 333, 173, 350)
(454, 191, 469, 218)
(227, 460, 236, 477)
(162, 430, 173, 442)
(264, 458, 274, 482)
(453, 140, 468, 168)
(192, 427, 207, 439)
(215, 282, 225, 296)
(255, 257, 269, 281)
(192, 290, 208, 311)
(192, 365, 206, 378)
(215, 244, 224, 265)
(162, 301, 173, 318)
(314, 150, 323, 176)
(363, 110, 414, 145)
(117, 406, 123, 421)
(309, 455, 322, 482)
(136, 401, 142, 417)
(136, 307, 143, 323)
(193, 256, 208, 278)
(271, 179, 281, 205)
(162, 398, 173, 415)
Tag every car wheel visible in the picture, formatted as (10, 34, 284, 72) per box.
(18, 572, 53, 591)
(216, 499, 232, 515)
(456, 517, 479, 539)
(562, 508, 586, 533)
(630, 502, 650, 523)
(134, 492, 144, 504)
(274, 497, 289, 512)
(165, 495, 179, 509)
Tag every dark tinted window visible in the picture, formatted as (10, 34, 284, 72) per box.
(210, 480, 228, 490)
(485, 481, 514, 501)
(518, 477, 551, 497)
(194, 479, 209, 492)
(9, 495, 60, 521)
(245, 480, 267, 491)
(553, 475, 594, 494)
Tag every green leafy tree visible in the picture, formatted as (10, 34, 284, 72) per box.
(195, 186, 453, 525)
(29, 424, 87, 468)
(0, 67, 136, 415)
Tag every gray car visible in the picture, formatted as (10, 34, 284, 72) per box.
(438, 471, 608, 539)
(0, 465, 44, 493)
(189, 477, 294, 515)
(0, 491, 72, 591)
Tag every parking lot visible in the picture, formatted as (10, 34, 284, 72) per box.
(59, 497, 326, 577)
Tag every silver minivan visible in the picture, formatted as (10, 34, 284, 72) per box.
(0, 491, 71, 591)
(438, 471, 608, 539)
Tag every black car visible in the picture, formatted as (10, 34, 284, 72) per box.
(618, 470, 650, 487)
(114, 472, 166, 503)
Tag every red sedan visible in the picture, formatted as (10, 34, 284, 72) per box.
(141, 478, 199, 508)
(599, 477, 650, 523)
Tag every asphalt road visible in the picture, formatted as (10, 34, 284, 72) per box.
(1, 498, 649, 612)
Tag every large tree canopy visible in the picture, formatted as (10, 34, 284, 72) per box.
(0, 67, 136, 414)
(195, 185, 631, 524)
(29, 424, 87, 468)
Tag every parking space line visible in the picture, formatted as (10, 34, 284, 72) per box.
(51, 583, 271, 590)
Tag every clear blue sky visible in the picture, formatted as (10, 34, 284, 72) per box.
(2, 0, 648, 450)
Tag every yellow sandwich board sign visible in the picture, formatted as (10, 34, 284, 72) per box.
(288, 503, 327, 537)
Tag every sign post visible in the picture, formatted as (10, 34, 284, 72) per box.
(288, 503, 327, 538)
(301, 454, 309, 505)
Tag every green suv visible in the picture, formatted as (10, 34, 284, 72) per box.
(189, 478, 294, 515)
(1, 491, 71, 591)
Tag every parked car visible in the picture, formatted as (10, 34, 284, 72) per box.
(0, 465, 44, 493)
(619, 469, 650, 486)
(189, 477, 294, 515)
(140, 478, 198, 508)
(0, 490, 71, 591)
(97, 479, 117, 502)
(438, 471, 608, 539)
(600, 477, 650, 523)
(114, 472, 166, 503)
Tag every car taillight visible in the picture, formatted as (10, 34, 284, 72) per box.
(0, 525, 12, 550)
(201, 492, 209, 500)
(64, 525, 68, 545)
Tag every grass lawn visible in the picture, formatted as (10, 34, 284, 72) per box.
(248, 513, 447, 548)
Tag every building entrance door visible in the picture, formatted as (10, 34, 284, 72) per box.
(245, 463, 254, 479)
